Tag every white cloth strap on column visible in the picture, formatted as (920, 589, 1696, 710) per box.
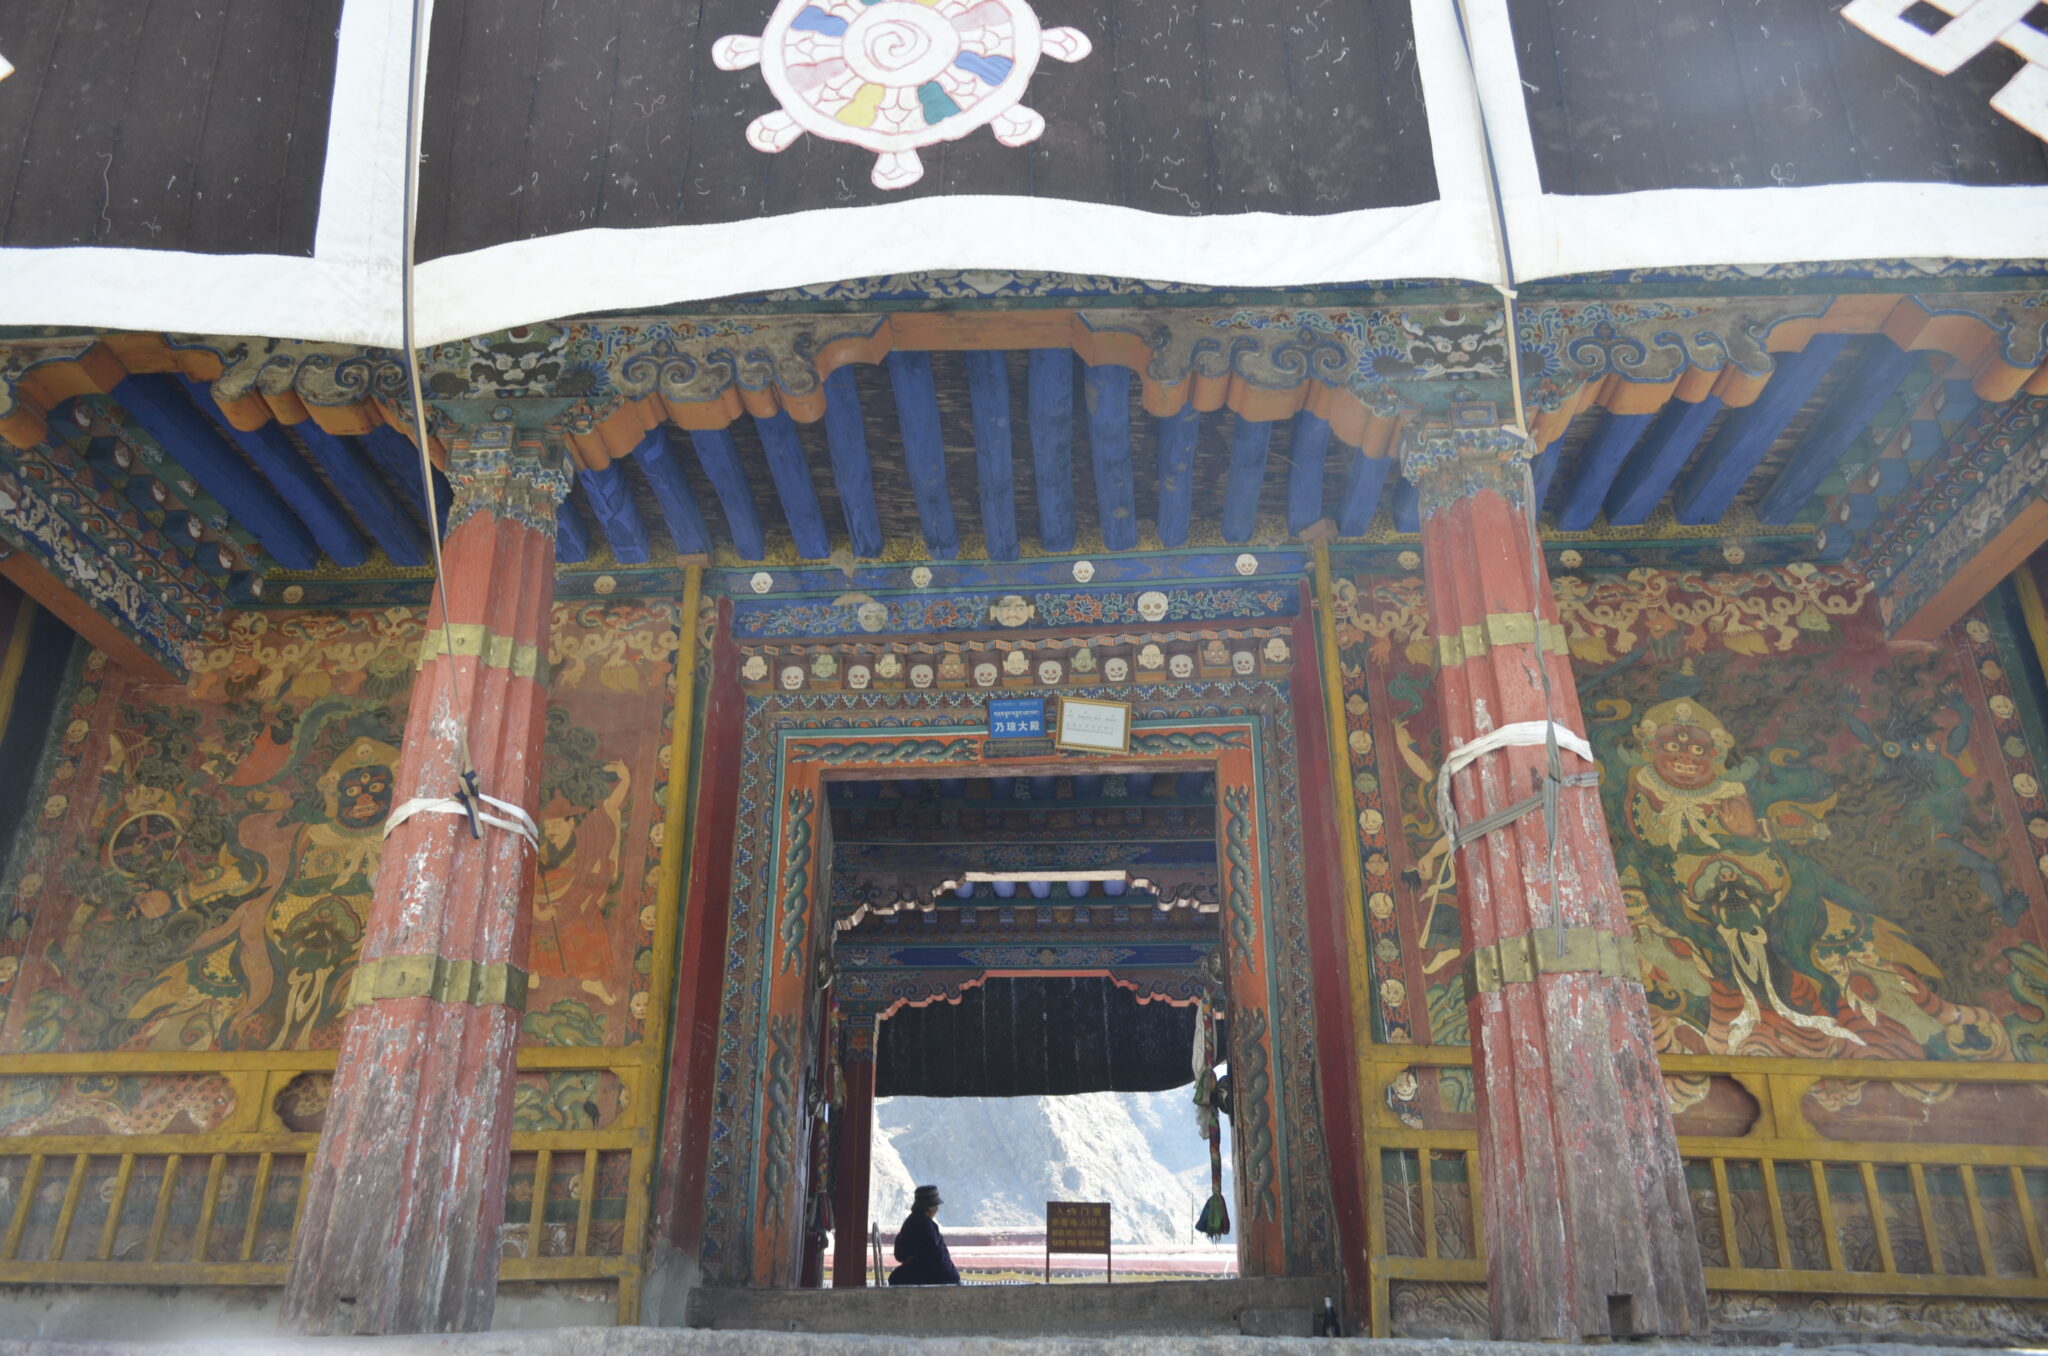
(385, 793, 542, 851)
(1433, 719, 1598, 858)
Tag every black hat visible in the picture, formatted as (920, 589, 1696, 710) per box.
(913, 1184, 943, 1209)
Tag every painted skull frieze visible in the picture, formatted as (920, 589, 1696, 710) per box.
(714, 0, 1092, 189)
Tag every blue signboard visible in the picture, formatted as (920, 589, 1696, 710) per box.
(988, 696, 1047, 740)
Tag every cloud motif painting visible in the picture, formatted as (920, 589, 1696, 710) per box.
(714, 0, 1092, 190)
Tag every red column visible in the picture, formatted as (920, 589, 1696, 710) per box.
(1407, 428, 1706, 1340)
(282, 425, 570, 1334)
(831, 1016, 878, 1287)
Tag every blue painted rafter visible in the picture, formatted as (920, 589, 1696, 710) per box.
(1220, 415, 1275, 543)
(1605, 396, 1722, 526)
(1027, 349, 1076, 552)
(1337, 451, 1392, 536)
(1084, 364, 1137, 550)
(630, 426, 712, 557)
(1556, 411, 1655, 531)
(290, 422, 431, 566)
(822, 367, 884, 558)
(555, 492, 593, 563)
(1285, 412, 1333, 535)
(1154, 407, 1200, 548)
(964, 351, 1020, 561)
(361, 425, 450, 536)
(1389, 476, 1421, 534)
(887, 351, 959, 559)
(755, 412, 831, 559)
(578, 461, 651, 564)
(1756, 339, 1920, 525)
(175, 376, 368, 567)
(112, 374, 320, 569)
(1674, 336, 1850, 525)
(689, 427, 768, 561)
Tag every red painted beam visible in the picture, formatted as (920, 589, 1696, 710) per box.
(1287, 588, 1373, 1330)
(653, 598, 743, 1256)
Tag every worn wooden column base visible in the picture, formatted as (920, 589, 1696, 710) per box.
(281, 996, 523, 1332)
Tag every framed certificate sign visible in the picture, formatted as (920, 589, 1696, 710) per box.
(1055, 697, 1131, 754)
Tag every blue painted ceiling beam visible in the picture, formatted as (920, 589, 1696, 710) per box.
(174, 377, 369, 567)
(754, 411, 831, 560)
(688, 427, 768, 561)
(886, 351, 959, 559)
(1285, 412, 1333, 535)
(578, 461, 651, 564)
(290, 422, 430, 566)
(1337, 451, 1392, 536)
(1389, 475, 1420, 534)
(555, 491, 593, 564)
(1084, 364, 1138, 550)
(964, 351, 1020, 561)
(822, 367, 884, 558)
(112, 374, 319, 569)
(630, 426, 712, 557)
(1027, 349, 1077, 552)
(1756, 339, 1920, 525)
(1529, 438, 1564, 513)
(1673, 335, 1850, 525)
(360, 425, 450, 536)
(1154, 407, 1200, 548)
(1604, 396, 1722, 526)
(1555, 410, 1656, 531)
(1220, 415, 1275, 543)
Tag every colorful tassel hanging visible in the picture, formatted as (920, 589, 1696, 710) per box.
(1191, 1000, 1230, 1242)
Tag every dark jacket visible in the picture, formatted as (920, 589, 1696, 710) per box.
(887, 1210, 961, 1286)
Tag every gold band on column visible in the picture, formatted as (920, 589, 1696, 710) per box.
(1434, 610, 1571, 669)
(416, 622, 545, 679)
(345, 953, 531, 1010)
(1461, 925, 1642, 996)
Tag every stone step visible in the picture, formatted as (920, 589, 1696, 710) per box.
(683, 1277, 1338, 1338)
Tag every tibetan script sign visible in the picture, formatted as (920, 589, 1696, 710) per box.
(1055, 697, 1130, 754)
(988, 696, 1048, 741)
(1045, 1200, 1112, 1283)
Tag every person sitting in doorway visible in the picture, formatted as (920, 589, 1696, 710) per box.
(887, 1184, 961, 1286)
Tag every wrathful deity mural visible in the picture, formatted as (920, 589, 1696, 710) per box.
(0, 601, 681, 1067)
(1331, 565, 2048, 1094)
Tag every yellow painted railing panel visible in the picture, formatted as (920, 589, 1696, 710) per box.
(1358, 1045, 2048, 1336)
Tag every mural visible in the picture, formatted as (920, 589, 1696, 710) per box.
(0, 600, 679, 1065)
(1331, 564, 2048, 1085)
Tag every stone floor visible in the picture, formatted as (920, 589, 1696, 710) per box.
(0, 1333, 2034, 1355)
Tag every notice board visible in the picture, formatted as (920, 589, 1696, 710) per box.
(1045, 1200, 1112, 1283)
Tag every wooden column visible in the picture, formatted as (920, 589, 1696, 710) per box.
(831, 1016, 879, 1288)
(1406, 428, 1706, 1340)
(282, 425, 571, 1334)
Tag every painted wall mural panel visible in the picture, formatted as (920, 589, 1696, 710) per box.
(1330, 564, 2048, 1092)
(0, 600, 680, 1066)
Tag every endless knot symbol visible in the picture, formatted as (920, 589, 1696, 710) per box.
(1843, 0, 2048, 141)
(714, 0, 1092, 190)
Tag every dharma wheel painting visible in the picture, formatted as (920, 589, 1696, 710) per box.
(715, 0, 1093, 188)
